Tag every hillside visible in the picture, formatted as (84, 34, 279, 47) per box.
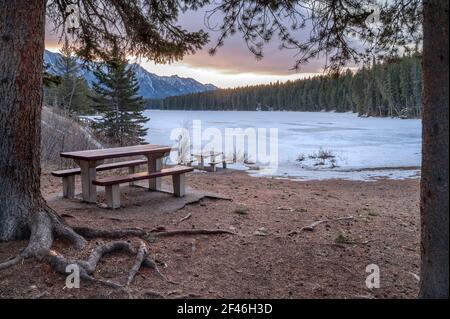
(40, 106, 103, 168)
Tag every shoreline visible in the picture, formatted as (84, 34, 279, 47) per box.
(144, 109, 422, 120)
(230, 165, 421, 182)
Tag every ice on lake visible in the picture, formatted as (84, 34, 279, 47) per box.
(142, 110, 422, 181)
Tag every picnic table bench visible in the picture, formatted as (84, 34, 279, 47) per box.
(52, 159, 148, 198)
(54, 145, 193, 208)
(93, 165, 193, 209)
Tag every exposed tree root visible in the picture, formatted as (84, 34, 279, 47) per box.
(0, 254, 26, 271)
(72, 227, 147, 239)
(0, 208, 83, 271)
(0, 207, 235, 292)
(126, 240, 148, 286)
(151, 229, 237, 237)
(72, 226, 236, 239)
(139, 255, 179, 285)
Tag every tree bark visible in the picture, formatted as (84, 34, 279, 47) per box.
(0, 0, 47, 240)
(419, 0, 449, 299)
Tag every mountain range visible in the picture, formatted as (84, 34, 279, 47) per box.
(43, 50, 217, 100)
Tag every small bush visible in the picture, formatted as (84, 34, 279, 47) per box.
(296, 153, 306, 162)
(310, 148, 336, 160)
(233, 206, 249, 215)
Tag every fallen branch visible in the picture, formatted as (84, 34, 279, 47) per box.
(177, 213, 192, 224)
(288, 216, 354, 235)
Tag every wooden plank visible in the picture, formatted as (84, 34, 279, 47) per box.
(52, 168, 80, 177)
(93, 166, 194, 186)
(60, 145, 171, 161)
(52, 159, 148, 177)
(98, 159, 147, 171)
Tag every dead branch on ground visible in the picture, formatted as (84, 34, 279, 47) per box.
(288, 216, 354, 236)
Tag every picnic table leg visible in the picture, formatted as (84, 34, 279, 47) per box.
(105, 184, 121, 209)
(210, 151, 217, 172)
(199, 155, 205, 170)
(76, 160, 102, 203)
(62, 175, 75, 199)
(147, 155, 162, 191)
(128, 166, 136, 187)
(172, 173, 186, 197)
(222, 153, 227, 169)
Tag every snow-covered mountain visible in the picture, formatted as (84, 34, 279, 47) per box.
(44, 50, 217, 99)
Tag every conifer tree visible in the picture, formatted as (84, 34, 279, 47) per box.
(90, 46, 149, 146)
(149, 55, 423, 118)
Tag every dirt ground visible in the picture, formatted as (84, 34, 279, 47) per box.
(0, 168, 420, 299)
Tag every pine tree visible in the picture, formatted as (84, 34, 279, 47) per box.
(51, 38, 91, 115)
(90, 46, 149, 146)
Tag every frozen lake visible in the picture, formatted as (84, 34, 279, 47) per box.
(142, 110, 422, 181)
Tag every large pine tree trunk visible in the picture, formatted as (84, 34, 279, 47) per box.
(0, 0, 47, 240)
(419, 0, 449, 299)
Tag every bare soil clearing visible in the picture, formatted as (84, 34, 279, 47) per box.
(0, 169, 420, 298)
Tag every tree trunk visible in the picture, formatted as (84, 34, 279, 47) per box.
(419, 0, 449, 299)
(0, 0, 47, 240)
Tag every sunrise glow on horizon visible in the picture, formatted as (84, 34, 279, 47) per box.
(44, 45, 322, 89)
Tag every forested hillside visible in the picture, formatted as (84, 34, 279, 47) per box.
(149, 54, 422, 118)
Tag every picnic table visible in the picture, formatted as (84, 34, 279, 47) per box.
(192, 151, 223, 170)
(60, 144, 171, 203)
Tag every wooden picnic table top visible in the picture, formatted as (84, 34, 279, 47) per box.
(61, 144, 172, 161)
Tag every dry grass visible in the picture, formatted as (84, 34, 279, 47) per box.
(41, 106, 103, 169)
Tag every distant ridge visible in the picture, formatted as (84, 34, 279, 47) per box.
(44, 50, 217, 100)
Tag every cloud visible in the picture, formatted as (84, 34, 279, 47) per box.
(45, 6, 327, 78)
(176, 8, 326, 76)
(181, 40, 325, 75)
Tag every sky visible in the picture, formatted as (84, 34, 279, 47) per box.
(45, 8, 325, 89)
